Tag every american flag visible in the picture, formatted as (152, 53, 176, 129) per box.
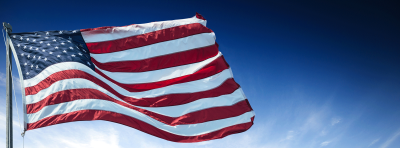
(8, 13, 255, 142)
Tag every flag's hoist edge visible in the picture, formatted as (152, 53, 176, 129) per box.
(8, 13, 255, 143)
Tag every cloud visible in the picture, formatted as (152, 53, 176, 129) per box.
(0, 110, 5, 131)
(379, 128, 400, 148)
(0, 71, 22, 92)
(320, 128, 328, 136)
(195, 141, 213, 146)
(12, 75, 22, 92)
(0, 104, 20, 131)
(286, 130, 295, 140)
(320, 141, 331, 146)
(369, 138, 380, 147)
(23, 123, 122, 148)
(331, 117, 341, 126)
(0, 72, 6, 86)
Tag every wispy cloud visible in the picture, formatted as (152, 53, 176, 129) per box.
(0, 105, 19, 127)
(23, 123, 122, 148)
(321, 140, 331, 146)
(369, 138, 380, 147)
(12, 75, 22, 92)
(379, 128, 400, 148)
(286, 130, 295, 140)
(320, 128, 328, 136)
(331, 117, 341, 126)
(0, 72, 6, 86)
(0, 71, 22, 92)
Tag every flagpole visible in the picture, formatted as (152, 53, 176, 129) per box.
(3, 22, 13, 148)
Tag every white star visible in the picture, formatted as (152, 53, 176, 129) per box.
(21, 53, 24, 56)
(34, 33, 37, 36)
(49, 52, 53, 54)
(47, 43, 50, 46)
(82, 49, 86, 53)
(24, 63, 27, 65)
(59, 31, 63, 34)
(53, 39, 57, 42)
(27, 55, 30, 58)
(46, 32, 49, 35)
(26, 72, 29, 75)
(36, 48, 39, 50)
(33, 56, 36, 59)
(20, 37, 23, 40)
(67, 40, 71, 43)
(23, 46, 27, 49)
(36, 65, 38, 69)
(78, 53, 82, 56)
(71, 54, 76, 57)
(40, 41, 43, 44)
(61, 42, 65, 45)
(63, 50, 67, 53)
(38, 56, 41, 60)
(45, 37, 49, 39)
(32, 39, 36, 42)
(37, 35, 41, 37)
(44, 58, 47, 61)
(68, 36, 72, 40)
(55, 46, 59, 49)
(26, 38, 29, 41)
(87, 62, 91, 65)
(42, 49, 45, 52)
(17, 44, 20, 47)
(57, 55, 61, 57)
(31, 65, 33, 68)
(12, 35, 16, 38)
(72, 30, 77, 33)
(69, 47, 73, 49)
(29, 47, 32, 50)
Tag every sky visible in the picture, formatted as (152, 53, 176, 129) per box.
(0, 0, 399, 148)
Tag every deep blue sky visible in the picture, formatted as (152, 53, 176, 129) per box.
(1, 0, 399, 148)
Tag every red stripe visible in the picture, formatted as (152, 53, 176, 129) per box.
(26, 56, 229, 95)
(26, 88, 252, 126)
(92, 43, 219, 72)
(86, 23, 213, 54)
(27, 110, 254, 142)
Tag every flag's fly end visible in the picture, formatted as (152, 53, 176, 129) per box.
(195, 12, 206, 20)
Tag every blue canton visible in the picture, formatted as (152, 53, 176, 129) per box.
(9, 30, 94, 80)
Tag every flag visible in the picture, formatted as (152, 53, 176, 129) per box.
(8, 13, 255, 142)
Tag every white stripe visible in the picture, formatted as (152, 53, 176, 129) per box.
(82, 16, 206, 43)
(25, 67, 233, 105)
(90, 32, 215, 63)
(27, 99, 254, 136)
(95, 52, 221, 84)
